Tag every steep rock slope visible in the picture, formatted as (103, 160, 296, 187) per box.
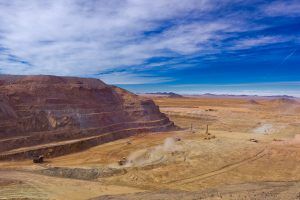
(0, 75, 174, 159)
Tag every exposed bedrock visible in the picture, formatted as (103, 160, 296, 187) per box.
(0, 75, 175, 159)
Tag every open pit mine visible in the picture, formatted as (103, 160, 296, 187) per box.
(0, 75, 300, 200)
(0, 75, 174, 160)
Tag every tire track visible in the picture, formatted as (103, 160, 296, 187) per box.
(165, 148, 268, 185)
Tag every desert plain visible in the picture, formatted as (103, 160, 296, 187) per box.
(1, 95, 300, 200)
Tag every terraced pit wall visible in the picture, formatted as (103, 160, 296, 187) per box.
(0, 75, 175, 160)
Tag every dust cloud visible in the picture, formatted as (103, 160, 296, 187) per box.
(125, 137, 182, 167)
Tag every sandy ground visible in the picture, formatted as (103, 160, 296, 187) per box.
(1, 96, 300, 199)
(0, 170, 142, 200)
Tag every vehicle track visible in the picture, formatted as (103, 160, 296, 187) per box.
(165, 148, 268, 185)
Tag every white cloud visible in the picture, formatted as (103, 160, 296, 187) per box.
(229, 36, 289, 50)
(98, 71, 174, 85)
(264, 0, 300, 17)
(0, 0, 298, 84)
(0, 0, 218, 79)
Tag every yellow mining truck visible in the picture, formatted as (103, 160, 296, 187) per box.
(118, 157, 127, 166)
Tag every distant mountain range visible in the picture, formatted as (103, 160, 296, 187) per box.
(191, 93, 296, 99)
(142, 92, 296, 99)
(144, 92, 183, 98)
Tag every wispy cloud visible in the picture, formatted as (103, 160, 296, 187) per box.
(0, 0, 216, 78)
(0, 0, 299, 84)
(99, 71, 174, 85)
(264, 0, 300, 17)
(229, 36, 289, 50)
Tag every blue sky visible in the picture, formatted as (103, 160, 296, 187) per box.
(0, 0, 300, 96)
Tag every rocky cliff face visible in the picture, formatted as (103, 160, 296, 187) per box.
(0, 75, 174, 159)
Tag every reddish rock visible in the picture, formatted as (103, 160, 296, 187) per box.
(0, 75, 174, 159)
